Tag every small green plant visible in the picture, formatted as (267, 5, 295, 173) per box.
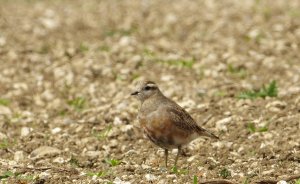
(99, 45, 110, 52)
(69, 156, 80, 167)
(143, 48, 155, 57)
(58, 109, 68, 116)
(79, 43, 89, 52)
(105, 28, 136, 37)
(68, 97, 86, 110)
(247, 122, 269, 133)
(0, 139, 10, 149)
(171, 166, 188, 175)
(238, 80, 278, 99)
(86, 171, 107, 178)
(213, 91, 227, 97)
(0, 98, 10, 106)
(158, 59, 194, 68)
(193, 175, 198, 184)
(131, 73, 140, 81)
(295, 179, 300, 184)
(16, 174, 35, 182)
(242, 177, 250, 184)
(105, 158, 121, 167)
(227, 64, 247, 78)
(247, 123, 256, 133)
(93, 125, 112, 140)
(0, 171, 14, 180)
(289, 9, 300, 18)
(39, 44, 50, 54)
(219, 168, 231, 179)
(0, 171, 35, 182)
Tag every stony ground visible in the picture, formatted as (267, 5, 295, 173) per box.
(0, 0, 300, 183)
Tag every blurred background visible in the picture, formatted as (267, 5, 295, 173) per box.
(0, 0, 299, 183)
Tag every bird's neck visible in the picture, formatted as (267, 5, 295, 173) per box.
(140, 91, 166, 113)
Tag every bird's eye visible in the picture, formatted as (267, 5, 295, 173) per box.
(144, 86, 151, 90)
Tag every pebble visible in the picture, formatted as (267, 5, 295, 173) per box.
(31, 146, 61, 158)
(187, 155, 197, 162)
(14, 151, 24, 161)
(215, 117, 232, 131)
(113, 117, 122, 125)
(110, 139, 118, 148)
(266, 101, 287, 112)
(211, 141, 233, 149)
(166, 174, 177, 179)
(51, 127, 62, 134)
(113, 177, 131, 184)
(157, 179, 167, 184)
(39, 171, 50, 180)
(53, 157, 65, 164)
(21, 127, 32, 137)
(262, 169, 274, 175)
(120, 124, 134, 133)
(141, 164, 151, 169)
(277, 181, 287, 184)
(0, 106, 12, 115)
(84, 151, 101, 158)
(145, 174, 157, 181)
(0, 36, 6, 46)
(0, 132, 7, 140)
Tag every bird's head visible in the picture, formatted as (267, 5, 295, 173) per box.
(131, 81, 160, 102)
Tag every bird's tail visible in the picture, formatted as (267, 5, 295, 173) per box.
(201, 129, 219, 140)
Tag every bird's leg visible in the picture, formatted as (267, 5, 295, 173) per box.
(164, 149, 168, 168)
(174, 145, 181, 167)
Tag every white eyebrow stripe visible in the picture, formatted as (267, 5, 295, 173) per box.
(146, 83, 157, 87)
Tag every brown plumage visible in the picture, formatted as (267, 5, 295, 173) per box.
(131, 81, 219, 167)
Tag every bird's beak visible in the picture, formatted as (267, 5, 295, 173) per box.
(131, 91, 139, 96)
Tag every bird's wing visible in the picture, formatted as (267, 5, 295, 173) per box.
(166, 106, 204, 132)
(166, 106, 219, 139)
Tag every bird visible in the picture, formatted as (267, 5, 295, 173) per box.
(131, 80, 219, 167)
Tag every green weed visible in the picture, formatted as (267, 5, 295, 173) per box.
(99, 45, 110, 52)
(171, 166, 188, 175)
(0, 171, 14, 180)
(158, 59, 194, 68)
(295, 179, 300, 184)
(143, 49, 155, 57)
(0, 171, 36, 182)
(193, 175, 198, 184)
(0, 139, 12, 149)
(68, 97, 86, 111)
(0, 99, 10, 106)
(79, 43, 89, 52)
(93, 125, 112, 140)
(243, 177, 250, 184)
(289, 9, 300, 18)
(105, 28, 136, 37)
(131, 73, 140, 81)
(213, 91, 227, 97)
(219, 168, 231, 179)
(58, 109, 68, 116)
(39, 44, 50, 54)
(227, 64, 247, 78)
(247, 122, 269, 133)
(86, 171, 107, 177)
(69, 156, 80, 167)
(105, 158, 121, 167)
(238, 80, 278, 99)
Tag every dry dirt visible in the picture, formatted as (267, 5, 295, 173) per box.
(0, 0, 300, 183)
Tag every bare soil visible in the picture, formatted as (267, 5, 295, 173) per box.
(0, 0, 299, 183)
